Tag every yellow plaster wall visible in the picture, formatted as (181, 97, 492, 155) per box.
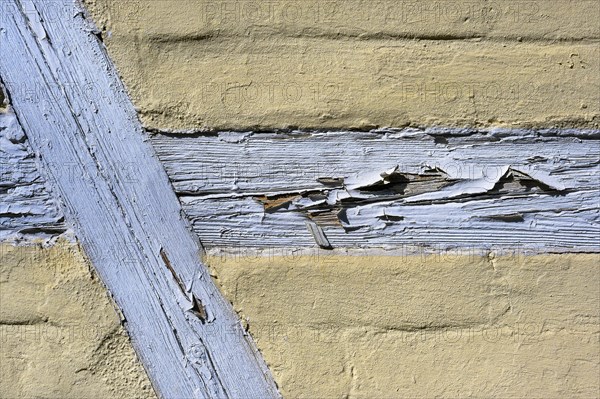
(83, 0, 599, 130)
(207, 252, 600, 398)
(0, 242, 155, 398)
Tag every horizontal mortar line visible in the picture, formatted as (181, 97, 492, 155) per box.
(203, 247, 600, 260)
(134, 31, 600, 44)
(149, 127, 600, 140)
(201, 244, 600, 254)
(144, 122, 600, 133)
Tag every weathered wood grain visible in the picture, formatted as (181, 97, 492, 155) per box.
(0, 1, 280, 398)
(151, 129, 600, 252)
(0, 109, 66, 241)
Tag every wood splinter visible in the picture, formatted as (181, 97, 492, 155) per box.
(160, 247, 208, 322)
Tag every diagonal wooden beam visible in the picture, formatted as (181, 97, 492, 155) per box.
(0, 1, 280, 397)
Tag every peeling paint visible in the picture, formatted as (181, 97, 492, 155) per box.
(305, 220, 332, 250)
(257, 165, 568, 238)
(151, 129, 600, 252)
(0, 108, 67, 242)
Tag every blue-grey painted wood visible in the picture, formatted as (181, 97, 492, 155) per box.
(0, 1, 280, 397)
(151, 129, 600, 253)
(1, 109, 66, 241)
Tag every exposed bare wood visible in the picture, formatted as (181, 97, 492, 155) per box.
(151, 129, 600, 252)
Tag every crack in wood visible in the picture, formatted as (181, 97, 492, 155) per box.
(189, 294, 208, 323)
(151, 130, 599, 252)
(159, 247, 187, 296)
(160, 248, 210, 323)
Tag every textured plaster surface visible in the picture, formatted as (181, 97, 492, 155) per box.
(206, 252, 600, 398)
(0, 242, 155, 399)
(83, 0, 599, 131)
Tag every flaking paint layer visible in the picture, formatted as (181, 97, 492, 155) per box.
(152, 129, 599, 252)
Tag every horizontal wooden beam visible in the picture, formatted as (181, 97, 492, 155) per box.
(151, 129, 600, 253)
